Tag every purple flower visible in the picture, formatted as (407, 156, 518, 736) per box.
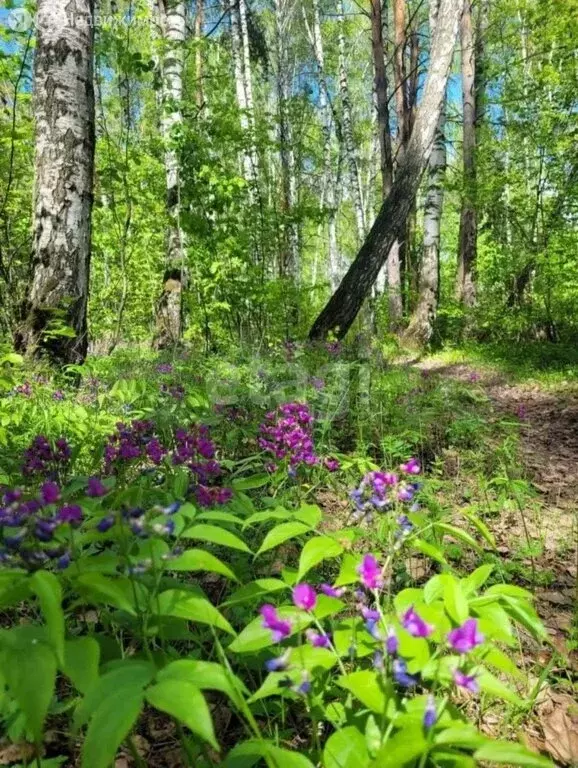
(400, 458, 420, 475)
(86, 476, 108, 497)
(294, 676, 311, 696)
(386, 628, 399, 655)
(292, 583, 317, 611)
(357, 554, 383, 590)
(52, 390, 65, 401)
(260, 604, 292, 643)
(265, 650, 291, 672)
(156, 363, 173, 374)
(97, 515, 115, 533)
(34, 519, 56, 542)
(469, 372, 480, 383)
(311, 377, 325, 390)
(453, 669, 479, 693)
(306, 629, 331, 648)
(361, 607, 380, 621)
(320, 583, 345, 598)
(447, 619, 484, 654)
(401, 606, 433, 638)
(40, 481, 60, 505)
(56, 505, 82, 525)
(396, 515, 413, 536)
(423, 695, 437, 729)
(57, 552, 71, 570)
(373, 650, 385, 671)
(393, 658, 418, 688)
(323, 457, 340, 472)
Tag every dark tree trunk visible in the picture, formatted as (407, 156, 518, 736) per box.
(15, 0, 95, 365)
(370, 0, 393, 198)
(309, 0, 462, 341)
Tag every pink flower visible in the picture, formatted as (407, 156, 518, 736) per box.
(323, 457, 340, 472)
(292, 583, 317, 611)
(447, 618, 484, 654)
(320, 583, 345, 598)
(306, 629, 331, 648)
(400, 458, 420, 475)
(401, 606, 433, 638)
(260, 604, 292, 643)
(453, 669, 479, 693)
(357, 554, 383, 590)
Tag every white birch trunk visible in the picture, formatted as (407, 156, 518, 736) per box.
(337, 0, 366, 243)
(17, 0, 95, 364)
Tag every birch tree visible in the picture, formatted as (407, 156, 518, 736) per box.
(16, 0, 95, 364)
(153, 0, 187, 349)
(405, 0, 447, 344)
(309, 0, 463, 340)
(455, 0, 477, 307)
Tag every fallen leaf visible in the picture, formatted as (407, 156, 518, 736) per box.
(537, 689, 578, 766)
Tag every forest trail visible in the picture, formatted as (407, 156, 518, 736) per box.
(419, 358, 577, 665)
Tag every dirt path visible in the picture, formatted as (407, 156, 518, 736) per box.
(419, 360, 577, 649)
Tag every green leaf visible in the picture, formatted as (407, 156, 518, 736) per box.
(224, 740, 315, 768)
(443, 576, 469, 623)
(477, 669, 524, 706)
(229, 606, 310, 653)
(158, 659, 247, 708)
(334, 553, 361, 587)
(297, 536, 343, 580)
(232, 474, 270, 490)
(500, 597, 548, 640)
(167, 548, 238, 581)
(434, 523, 483, 553)
(75, 573, 136, 615)
(459, 510, 496, 549)
(473, 741, 553, 766)
(293, 503, 322, 527)
(485, 584, 533, 600)
(255, 521, 310, 556)
(81, 687, 143, 768)
(462, 564, 494, 595)
(146, 679, 217, 748)
(222, 578, 288, 606)
(371, 725, 427, 766)
(31, 570, 65, 664)
(1, 632, 56, 742)
(413, 538, 448, 565)
(74, 661, 155, 729)
(337, 671, 390, 714)
(434, 726, 490, 749)
(64, 638, 100, 694)
(323, 726, 370, 768)
(196, 510, 244, 525)
(156, 589, 235, 634)
(182, 523, 251, 553)
(243, 508, 292, 528)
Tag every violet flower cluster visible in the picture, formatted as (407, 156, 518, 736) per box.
(0, 483, 81, 570)
(349, 459, 421, 524)
(22, 435, 71, 479)
(259, 402, 318, 472)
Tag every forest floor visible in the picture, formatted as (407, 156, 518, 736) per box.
(417, 353, 578, 765)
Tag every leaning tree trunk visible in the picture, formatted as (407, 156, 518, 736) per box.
(16, 0, 95, 365)
(455, 0, 477, 307)
(154, 0, 187, 349)
(337, 0, 366, 243)
(309, 0, 462, 340)
(404, 0, 447, 345)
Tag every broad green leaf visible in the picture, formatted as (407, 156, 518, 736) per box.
(182, 523, 251, 553)
(434, 523, 482, 553)
(334, 553, 361, 587)
(250, 647, 336, 701)
(459, 510, 496, 549)
(0, 572, 31, 608)
(64, 638, 100, 694)
(1, 633, 56, 742)
(337, 671, 391, 714)
(323, 726, 370, 768)
(81, 687, 143, 768)
(255, 521, 310, 556)
(196, 510, 244, 525)
(293, 503, 322, 527)
(222, 578, 288, 606)
(158, 659, 247, 708)
(462, 565, 494, 595)
(481, 647, 524, 679)
(74, 661, 155, 729)
(31, 570, 65, 664)
(224, 740, 315, 768)
(243, 508, 292, 528)
(229, 607, 311, 653)
(146, 679, 217, 748)
(298, 536, 343, 580)
(474, 603, 515, 646)
(434, 726, 490, 749)
(75, 573, 136, 615)
(477, 669, 524, 706)
(443, 576, 469, 624)
(473, 741, 553, 766)
(485, 584, 533, 600)
(500, 597, 548, 640)
(413, 538, 448, 565)
(371, 725, 427, 767)
(167, 548, 238, 581)
(232, 474, 270, 490)
(156, 589, 235, 634)
(424, 575, 445, 604)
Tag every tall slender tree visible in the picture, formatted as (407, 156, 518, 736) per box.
(153, 0, 187, 349)
(455, 0, 477, 307)
(309, 0, 463, 340)
(405, 0, 447, 344)
(16, 0, 95, 364)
